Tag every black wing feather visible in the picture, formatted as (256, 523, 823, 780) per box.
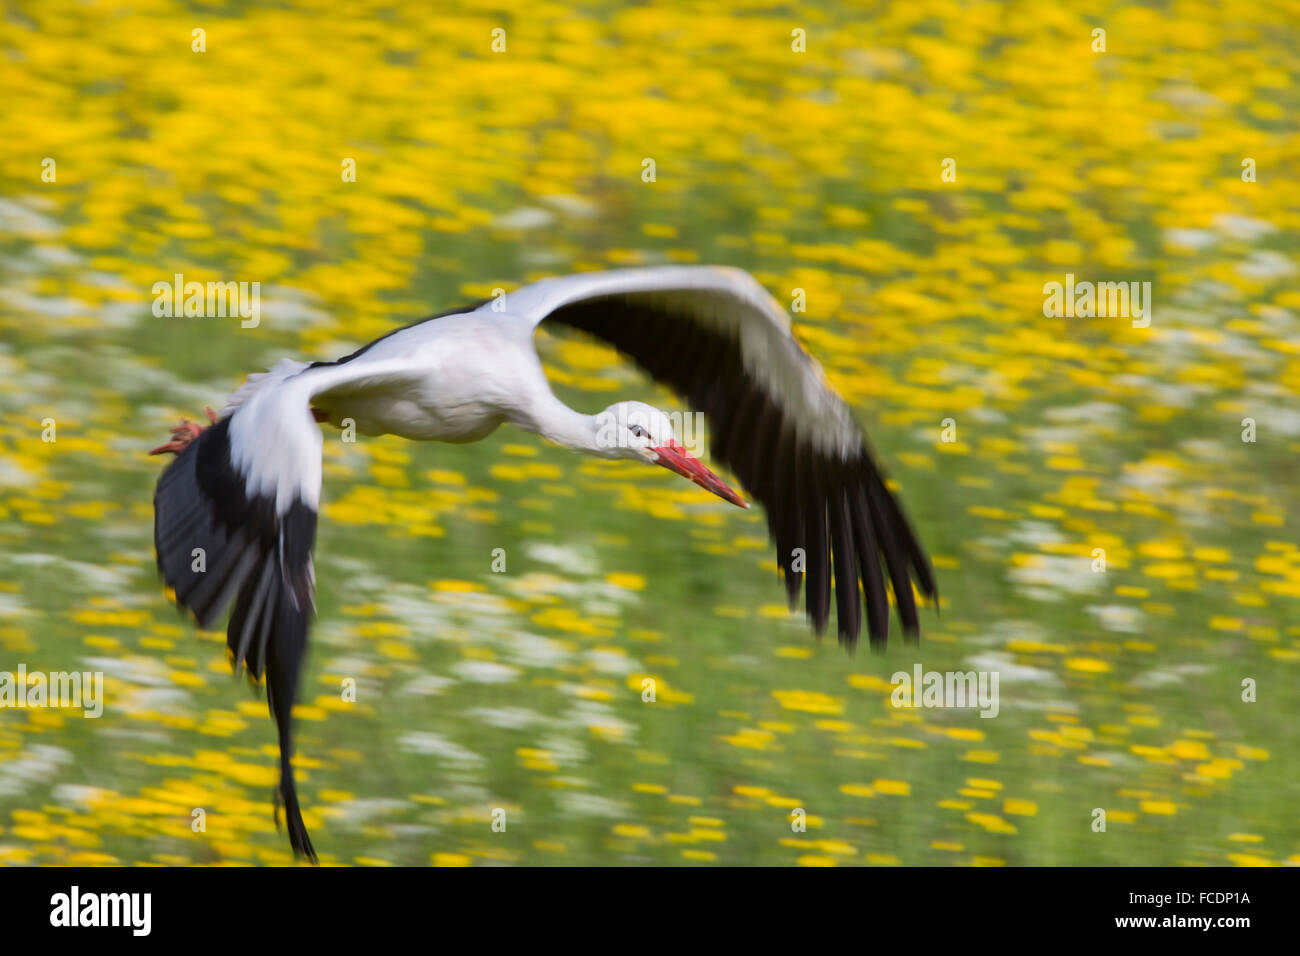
(543, 293, 935, 648)
(154, 417, 318, 862)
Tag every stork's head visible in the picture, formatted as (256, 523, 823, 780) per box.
(594, 400, 748, 509)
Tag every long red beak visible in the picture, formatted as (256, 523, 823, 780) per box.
(652, 440, 748, 509)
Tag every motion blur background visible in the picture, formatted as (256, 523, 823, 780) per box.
(0, 0, 1297, 866)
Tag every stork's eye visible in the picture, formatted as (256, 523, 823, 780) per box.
(629, 424, 649, 439)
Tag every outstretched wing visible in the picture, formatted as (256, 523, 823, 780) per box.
(519, 265, 936, 649)
(153, 355, 427, 861)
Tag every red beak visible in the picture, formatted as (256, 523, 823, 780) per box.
(651, 440, 748, 509)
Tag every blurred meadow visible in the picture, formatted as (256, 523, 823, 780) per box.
(1, 0, 1298, 866)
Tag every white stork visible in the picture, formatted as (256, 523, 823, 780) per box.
(151, 265, 936, 861)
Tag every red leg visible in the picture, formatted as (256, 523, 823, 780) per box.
(150, 407, 219, 456)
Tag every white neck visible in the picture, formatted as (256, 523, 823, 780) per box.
(509, 393, 606, 456)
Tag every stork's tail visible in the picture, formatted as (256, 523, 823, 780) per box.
(153, 389, 321, 863)
(222, 358, 310, 414)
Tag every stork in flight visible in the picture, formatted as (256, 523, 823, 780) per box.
(151, 265, 936, 861)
